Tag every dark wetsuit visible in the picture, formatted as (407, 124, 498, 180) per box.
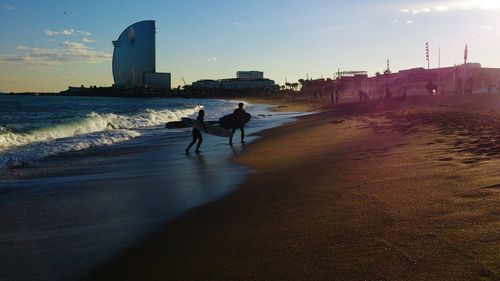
(186, 115, 205, 153)
(230, 108, 245, 144)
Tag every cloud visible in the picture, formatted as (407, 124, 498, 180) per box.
(45, 29, 93, 41)
(434, 5, 450, 11)
(62, 29, 74, 35)
(402, 8, 431, 14)
(391, 18, 415, 25)
(3, 4, 13, 10)
(0, 42, 111, 65)
(45, 29, 75, 36)
(233, 22, 243, 26)
(401, 1, 500, 14)
(60, 41, 89, 49)
(207, 57, 218, 63)
(77, 30, 92, 36)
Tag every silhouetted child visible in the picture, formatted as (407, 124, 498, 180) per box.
(229, 103, 246, 145)
(186, 110, 206, 154)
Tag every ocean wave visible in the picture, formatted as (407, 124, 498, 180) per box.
(0, 125, 11, 134)
(0, 106, 202, 152)
(0, 129, 141, 170)
(0, 105, 202, 170)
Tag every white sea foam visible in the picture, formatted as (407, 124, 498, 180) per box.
(0, 106, 202, 152)
(0, 106, 202, 170)
(0, 129, 141, 170)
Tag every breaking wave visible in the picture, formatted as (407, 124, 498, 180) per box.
(0, 106, 201, 151)
(0, 106, 202, 169)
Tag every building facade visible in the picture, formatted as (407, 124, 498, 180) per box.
(192, 71, 275, 90)
(236, 71, 264, 80)
(331, 63, 500, 98)
(365, 63, 492, 96)
(112, 20, 170, 89)
(297, 64, 500, 100)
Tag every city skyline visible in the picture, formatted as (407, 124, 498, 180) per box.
(1, 0, 500, 92)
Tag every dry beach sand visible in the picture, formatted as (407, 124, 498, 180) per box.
(91, 94, 500, 280)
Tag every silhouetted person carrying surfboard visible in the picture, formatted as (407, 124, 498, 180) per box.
(219, 102, 252, 145)
(230, 103, 246, 145)
(186, 110, 206, 154)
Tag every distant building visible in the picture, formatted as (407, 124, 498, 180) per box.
(191, 79, 220, 89)
(192, 71, 275, 90)
(365, 63, 491, 96)
(220, 78, 274, 89)
(236, 71, 264, 80)
(144, 72, 171, 89)
(296, 63, 500, 100)
(336, 71, 369, 95)
(112, 20, 171, 89)
(330, 63, 500, 98)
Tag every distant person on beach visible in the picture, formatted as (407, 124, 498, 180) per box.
(335, 90, 340, 104)
(186, 110, 206, 154)
(385, 87, 392, 98)
(426, 81, 436, 96)
(229, 103, 246, 145)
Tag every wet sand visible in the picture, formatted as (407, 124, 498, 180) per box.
(0, 102, 304, 281)
(91, 94, 500, 280)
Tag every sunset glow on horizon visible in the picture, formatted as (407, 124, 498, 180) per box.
(1, 0, 500, 92)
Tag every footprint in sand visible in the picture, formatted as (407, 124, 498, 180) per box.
(437, 157, 454, 162)
(330, 120, 345, 125)
(461, 158, 482, 164)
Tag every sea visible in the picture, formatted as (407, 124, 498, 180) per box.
(0, 94, 304, 281)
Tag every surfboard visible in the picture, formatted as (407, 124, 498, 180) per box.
(165, 120, 190, 129)
(166, 120, 219, 129)
(219, 112, 251, 129)
(181, 117, 232, 137)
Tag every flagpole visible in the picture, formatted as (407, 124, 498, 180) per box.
(438, 47, 441, 94)
(463, 44, 468, 95)
(463, 66, 465, 95)
(453, 64, 456, 93)
(426, 42, 430, 70)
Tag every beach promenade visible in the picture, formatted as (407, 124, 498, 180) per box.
(91, 94, 500, 280)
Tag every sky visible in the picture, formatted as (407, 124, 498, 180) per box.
(1, 0, 500, 92)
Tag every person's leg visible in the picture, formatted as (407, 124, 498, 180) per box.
(229, 128, 236, 145)
(240, 126, 245, 143)
(186, 134, 197, 153)
(195, 135, 203, 152)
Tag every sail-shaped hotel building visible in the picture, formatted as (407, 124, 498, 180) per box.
(112, 20, 170, 89)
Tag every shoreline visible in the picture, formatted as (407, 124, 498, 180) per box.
(0, 97, 309, 281)
(90, 94, 500, 280)
(0, 91, 329, 111)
